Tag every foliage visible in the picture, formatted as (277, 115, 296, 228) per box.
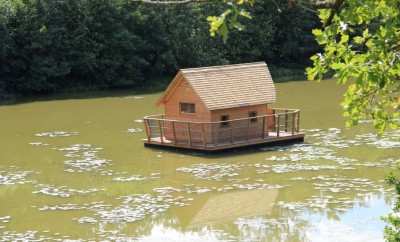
(1, 0, 149, 95)
(206, 0, 254, 42)
(0, 0, 319, 100)
(306, 0, 400, 133)
(384, 171, 400, 242)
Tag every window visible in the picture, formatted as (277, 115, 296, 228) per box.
(180, 103, 195, 113)
(220, 115, 230, 127)
(249, 111, 258, 123)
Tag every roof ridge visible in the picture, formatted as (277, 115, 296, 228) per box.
(181, 62, 267, 73)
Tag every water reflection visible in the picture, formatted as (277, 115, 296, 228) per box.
(188, 189, 278, 227)
(138, 194, 391, 242)
(138, 224, 233, 242)
(302, 194, 391, 242)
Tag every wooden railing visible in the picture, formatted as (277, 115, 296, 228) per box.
(143, 108, 301, 148)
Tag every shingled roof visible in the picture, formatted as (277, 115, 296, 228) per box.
(158, 62, 276, 110)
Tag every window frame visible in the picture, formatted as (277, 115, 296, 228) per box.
(248, 111, 258, 123)
(179, 102, 196, 114)
(220, 115, 230, 128)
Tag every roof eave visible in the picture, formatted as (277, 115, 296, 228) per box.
(156, 71, 184, 106)
(207, 100, 276, 111)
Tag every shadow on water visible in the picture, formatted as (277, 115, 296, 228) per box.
(144, 138, 307, 159)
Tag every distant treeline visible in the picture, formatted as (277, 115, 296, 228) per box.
(0, 0, 319, 100)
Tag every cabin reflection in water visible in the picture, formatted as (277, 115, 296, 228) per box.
(184, 189, 279, 227)
(143, 62, 304, 151)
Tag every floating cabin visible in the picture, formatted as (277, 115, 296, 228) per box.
(143, 62, 304, 151)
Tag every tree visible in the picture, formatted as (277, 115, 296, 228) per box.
(207, 0, 399, 133)
(306, 0, 400, 133)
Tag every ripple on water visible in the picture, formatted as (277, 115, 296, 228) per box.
(59, 144, 111, 174)
(29, 142, 49, 146)
(354, 130, 400, 149)
(153, 181, 285, 195)
(127, 128, 143, 133)
(307, 128, 400, 149)
(0, 167, 33, 185)
(258, 128, 399, 175)
(32, 184, 104, 198)
(0, 216, 11, 229)
(37, 201, 110, 212)
(0, 216, 10, 224)
(176, 163, 242, 181)
(112, 172, 160, 182)
(311, 176, 380, 194)
(265, 143, 357, 166)
(35, 131, 79, 138)
(31, 138, 112, 174)
(353, 158, 399, 168)
(271, 163, 340, 174)
(279, 175, 392, 213)
(0, 230, 55, 241)
(77, 194, 190, 225)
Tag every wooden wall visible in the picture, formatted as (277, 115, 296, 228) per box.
(163, 77, 210, 142)
(164, 77, 210, 122)
(161, 76, 275, 144)
(210, 104, 269, 121)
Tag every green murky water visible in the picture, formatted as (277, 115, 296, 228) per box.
(0, 79, 399, 241)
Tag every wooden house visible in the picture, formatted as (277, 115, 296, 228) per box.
(143, 62, 304, 151)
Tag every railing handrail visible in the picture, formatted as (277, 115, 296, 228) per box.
(143, 108, 300, 124)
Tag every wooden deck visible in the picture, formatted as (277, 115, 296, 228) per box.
(143, 108, 304, 151)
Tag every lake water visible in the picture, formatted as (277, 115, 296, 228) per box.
(0, 79, 399, 241)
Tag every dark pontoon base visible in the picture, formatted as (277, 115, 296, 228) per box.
(144, 134, 304, 153)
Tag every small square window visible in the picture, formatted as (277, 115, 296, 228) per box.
(220, 115, 230, 127)
(249, 111, 258, 123)
(180, 103, 195, 113)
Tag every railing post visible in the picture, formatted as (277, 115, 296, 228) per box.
(187, 122, 192, 147)
(285, 110, 288, 132)
(202, 123, 206, 147)
(230, 123, 234, 144)
(172, 121, 177, 144)
(158, 120, 164, 144)
(247, 118, 250, 141)
(297, 111, 300, 133)
(272, 109, 276, 135)
(276, 114, 280, 137)
(262, 116, 266, 139)
(212, 123, 216, 146)
(144, 119, 151, 142)
(292, 112, 295, 135)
